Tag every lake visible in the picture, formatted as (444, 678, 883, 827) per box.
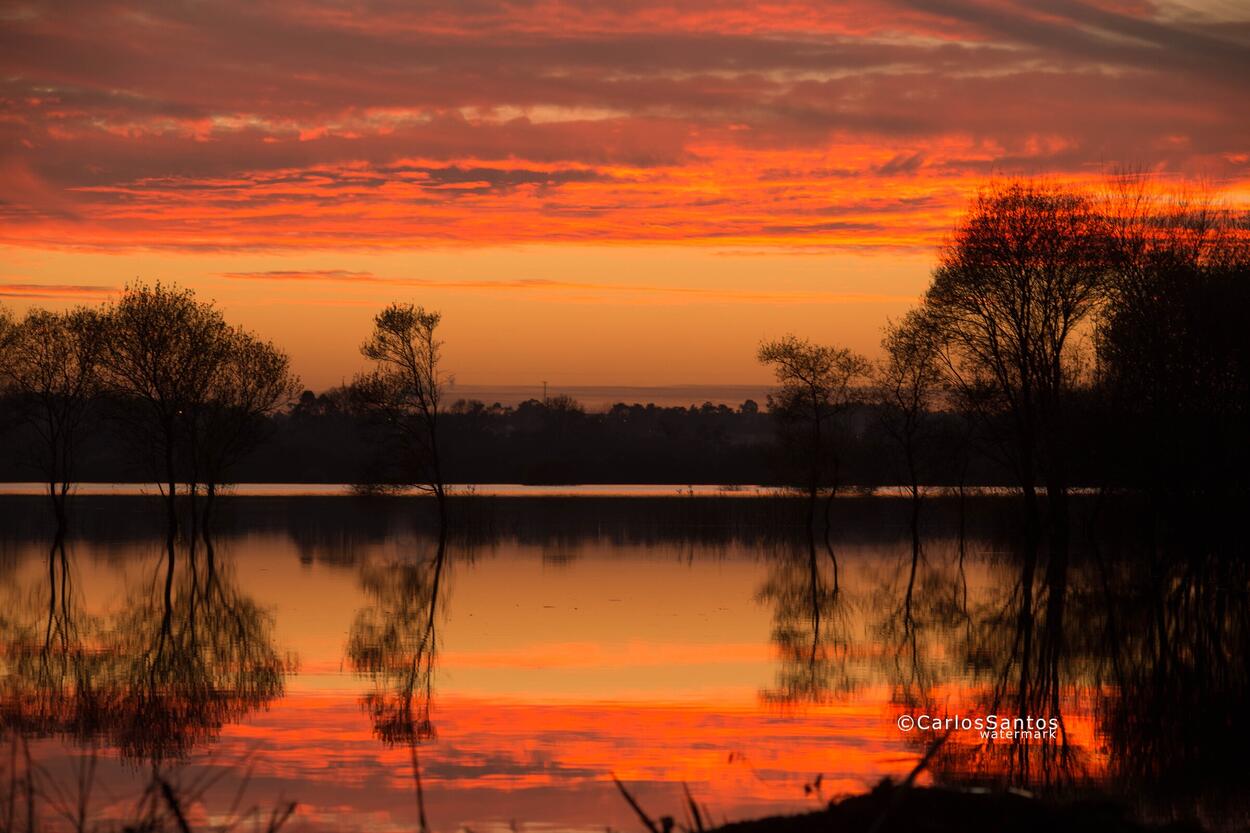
(0, 493, 1244, 831)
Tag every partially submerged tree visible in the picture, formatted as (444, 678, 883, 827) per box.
(919, 180, 1110, 724)
(100, 282, 233, 532)
(877, 309, 944, 622)
(758, 335, 870, 529)
(921, 181, 1109, 539)
(190, 326, 300, 528)
(1097, 179, 1250, 496)
(0, 307, 106, 525)
(354, 304, 448, 523)
(878, 310, 944, 509)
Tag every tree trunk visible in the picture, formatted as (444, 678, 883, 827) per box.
(164, 418, 179, 536)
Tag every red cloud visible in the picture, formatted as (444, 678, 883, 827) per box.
(0, 283, 117, 300)
(2, 0, 1248, 251)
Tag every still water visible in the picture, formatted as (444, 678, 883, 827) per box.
(0, 495, 1244, 831)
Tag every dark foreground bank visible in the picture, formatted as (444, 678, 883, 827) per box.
(709, 781, 1205, 833)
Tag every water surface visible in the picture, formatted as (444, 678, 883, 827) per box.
(0, 495, 1243, 831)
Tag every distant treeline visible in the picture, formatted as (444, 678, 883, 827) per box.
(0, 388, 1012, 486)
(0, 384, 1188, 488)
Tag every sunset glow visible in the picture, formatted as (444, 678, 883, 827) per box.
(4, 1, 1249, 388)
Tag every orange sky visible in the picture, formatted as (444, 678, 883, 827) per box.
(3, 0, 1249, 389)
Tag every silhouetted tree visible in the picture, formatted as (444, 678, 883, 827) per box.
(757, 335, 870, 529)
(918, 181, 1111, 732)
(1097, 179, 1250, 497)
(878, 311, 944, 502)
(354, 304, 448, 524)
(100, 283, 233, 532)
(0, 307, 105, 525)
(877, 309, 944, 620)
(921, 181, 1109, 539)
(0, 304, 11, 425)
(190, 326, 299, 530)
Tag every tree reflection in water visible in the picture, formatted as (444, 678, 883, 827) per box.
(347, 531, 448, 833)
(1091, 523, 1250, 823)
(0, 496, 1246, 830)
(862, 502, 1250, 828)
(0, 525, 293, 829)
(0, 531, 105, 744)
(107, 533, 293, 763)
(758, 535, 856, 705)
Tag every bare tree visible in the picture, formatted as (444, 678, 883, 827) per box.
(1097, 176, 1250, 496)
(877, 309, 944, 622)
(757, 335, 870, 530)
(355, 304, 448, 524)
(921, 181, 1109, 539)
(100, 282, 233, 533)
(0, 307, 105, 526)
(919, 180, 1110, 724)
(190, 327, 300, 530)
(878, 310, 944, 509)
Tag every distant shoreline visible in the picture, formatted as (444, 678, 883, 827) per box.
(0, 482, 1084, 498)
(443, 384, 774, 411)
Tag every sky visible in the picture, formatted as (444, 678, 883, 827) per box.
(2, 0, 1249, 391)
